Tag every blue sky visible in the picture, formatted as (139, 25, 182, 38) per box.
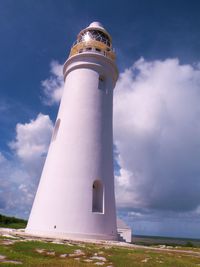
(1, 0, 200, 238)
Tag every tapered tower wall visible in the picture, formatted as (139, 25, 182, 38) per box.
(26, 22, 118, 240)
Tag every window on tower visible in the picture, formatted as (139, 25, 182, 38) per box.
(95, 48, 101, 52)
(98, 75, 105, 91)
(92, 180, 104, 213)
(51, 118, 61, 142)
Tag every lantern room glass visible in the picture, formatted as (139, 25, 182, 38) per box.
(77, 30, 111, 47)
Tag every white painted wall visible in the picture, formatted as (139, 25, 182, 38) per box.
(26, 50, 118, 240)
(117, 218, 132, 243)
(117, 228, 132, 243)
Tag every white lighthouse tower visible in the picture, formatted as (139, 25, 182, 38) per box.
(26, 22, 118, 241)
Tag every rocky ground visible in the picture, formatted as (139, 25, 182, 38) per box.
(0, 228, 200, 266)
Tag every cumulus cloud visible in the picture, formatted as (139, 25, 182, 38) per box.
(114, 58, 200, 214)
(0, 114, 53, 218)
(41, 60, 64, 105)
(9, 113, 53, 174)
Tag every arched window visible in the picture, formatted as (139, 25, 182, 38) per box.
(92, 180, 104, 213)
(51, 119, 60, 142)
(98, 75, 105, 91)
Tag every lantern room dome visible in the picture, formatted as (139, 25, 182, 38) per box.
(89, 21, 104, 28)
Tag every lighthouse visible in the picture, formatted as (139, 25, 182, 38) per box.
(26, 22, 118, 241)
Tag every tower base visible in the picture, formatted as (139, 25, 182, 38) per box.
(25, 228, 117, 241)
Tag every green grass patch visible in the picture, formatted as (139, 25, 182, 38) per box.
(0, 236, 199, 266)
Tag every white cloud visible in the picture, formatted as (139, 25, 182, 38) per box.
(41, 60, 64, 105)
(0, 152, 7, 164)
(10, 113, 53, 163)
(0, 114, 53, 218)
(114, 58, 200, 213)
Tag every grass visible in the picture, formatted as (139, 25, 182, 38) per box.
(0, 235, 200, 266)
(0, 239, 98, 267)
(108, 246, 200, 267)
(133, 235, 200, 247)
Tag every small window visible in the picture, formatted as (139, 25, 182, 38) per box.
(52, 119, 60, 142)
(99, 76, 104, 82)
(79, 49, 83, 53)
(86, 47, 92, 51)
(92, 180, 104, 213)
(98, 76, 105, 91)
(95, 48, 101, 52)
